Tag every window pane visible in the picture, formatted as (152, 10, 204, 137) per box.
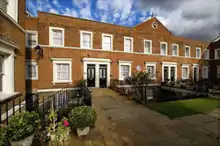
(52, 29, 63, 46)
(161, 43, 167, 55)
(145, 41, 151, 53)
(125, 39, 132, 52)
(196, 49, 200, 58)
(182, 67, 188, 78)
(146, 66, 155, 78)
(27, 33, 36, 46)
(172, 45, 177, 56)
(185, 47, 190, 57)
(121, 65, 130, 80)
(56, 64, 69, 81)
(82, 33, 91, 48)
(103, 36, 111, 50)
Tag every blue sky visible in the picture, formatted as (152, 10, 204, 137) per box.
(26, 0, 150, 26)
(26, 0, 220, 41)
(26, 0, 152, 27)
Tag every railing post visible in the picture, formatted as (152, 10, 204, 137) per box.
(19, 96, 21, 113)
(6, 102, 8, 125)
(13, 99, 15, 115)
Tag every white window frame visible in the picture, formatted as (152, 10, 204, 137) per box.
(144, 40, 152, 54)
(102, 33, 113, 51)
(185, 45, 191, 57)
(171, 44, 179, 56)
(145, 62, 156, 79)
(26, 61, 38, 80)
(181, 65, 189, 79)
(49, 27, 65, 47)
(118, 61, 132, 80)
(80, 30, 93, 49)
(26, 30, 38, 48)
(202, 66, 209, 79)
(215, 48, 220, 60)
(162, 62, 177, 81)
(204, 49, 209, 60)
(160, 42, 168, 56)
(196, 47, 201, 59)
(124, 37, 133, 52)
(52, 58, 72, 84)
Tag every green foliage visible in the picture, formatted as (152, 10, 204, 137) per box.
(47, 109, 70, 146)
(76, 79, 86, 87)
(69, 106, 97, 129)
(125, 71, 152, 87)
(0, 128, 7, 146)
(110, 79, 119, 90)
(5, 111, 40, 142)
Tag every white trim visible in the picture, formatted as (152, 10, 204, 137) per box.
(102, 33, 113, 51)
(145, 62, 157, 79)
(202, 66, 209, 79)
(26, 30, 38, 48)
(26, 61, 38, 80)
(185, 45, 191, 57)
(162, 62, 177, 81)
(52, 59, 72, 84)
(0, 38, 19, 49)
(118, 60, 133, 64)
(0, 9, 25, 33)
(215, 48, 220, 60)
(144, 39, 152, 54)
(196, 47, 201, 59)
(204, 49, 209, 60)
(118, 61, 132, 80)
(80, 30, 93, 49)
(83, 58, 111, 87)
(213, 36, 220, 42)
(37, 87, 79, 93)
(82, 58, 111, 63)
(49, 27, 65, 47)
(124, 36, 133, 52)
(50, 58, 72, 61)
(171, 44, 179, 56)
(181, 65, 189, 79)
(39, 45, 208, 60)
(160, 42, 168, 56)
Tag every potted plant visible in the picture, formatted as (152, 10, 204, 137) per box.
(5, 111, 40, 146)
(47, 108, 70, 146)
(69, 106, 97, 136)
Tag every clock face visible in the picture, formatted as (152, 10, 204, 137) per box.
(152, 21, 158, 29)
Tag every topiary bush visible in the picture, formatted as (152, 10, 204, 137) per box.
(69, 106, 97, 129)
(5, 111, 40, 142)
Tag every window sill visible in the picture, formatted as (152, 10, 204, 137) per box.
(52, 80, 72, 84)
(26, 78, 38, 80)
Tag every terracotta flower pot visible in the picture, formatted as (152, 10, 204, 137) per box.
(11, 134, 35, 146)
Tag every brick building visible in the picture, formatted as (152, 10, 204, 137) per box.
(23, 11, 219, 91)
(0, 0, 26, 96)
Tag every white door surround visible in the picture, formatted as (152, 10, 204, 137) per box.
(162, 62, 177, 81)
(0, 42, 15, 93)
(82, 58, 111, 87)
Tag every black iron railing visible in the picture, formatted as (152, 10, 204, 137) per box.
(0, 86, 92, 128)
(0, 93, 24, 126)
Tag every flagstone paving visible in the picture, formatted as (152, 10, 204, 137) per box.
(57, 88, 220, 146)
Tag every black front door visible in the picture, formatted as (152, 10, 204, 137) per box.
(99, 65, 107, 88)
(164, 66, 169, 81)
(193, 68, 198, 82)
(87, 64, 95, 87)
(170, 67, 175, 82)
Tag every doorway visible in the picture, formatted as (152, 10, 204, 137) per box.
(99, 65, 107, 88)
(87, 64, 95, 87)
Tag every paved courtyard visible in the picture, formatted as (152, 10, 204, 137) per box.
(64, 88, 220, 146)
(89, 88, 220, 146)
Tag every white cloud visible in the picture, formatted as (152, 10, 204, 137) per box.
(52, 0, 59, 7)
(79, 5, 92, 20)
(49, 8, 59, 14)
(63, 8, 79, 17)
(72, 0, 90, 8)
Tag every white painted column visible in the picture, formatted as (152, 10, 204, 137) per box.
(3, 54, 14, 93)
(95, 64, 99, 88)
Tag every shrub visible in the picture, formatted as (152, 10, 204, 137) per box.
(125, 71, 152, 87)
(69, 106, 97, 129)
(76, 79, 86, 87)
(110, 79, 119, 90)
(5, 111, 40, 142)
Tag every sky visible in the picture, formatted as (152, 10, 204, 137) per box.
(26, 0, 220, 41)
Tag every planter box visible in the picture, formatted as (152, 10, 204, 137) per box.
(77, 127, 90, 136)
(11, 134, 35, 146)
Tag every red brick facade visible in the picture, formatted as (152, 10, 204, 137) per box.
(24, 12, 218, 90)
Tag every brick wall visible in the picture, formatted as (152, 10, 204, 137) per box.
(25, 12, 214, 90)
